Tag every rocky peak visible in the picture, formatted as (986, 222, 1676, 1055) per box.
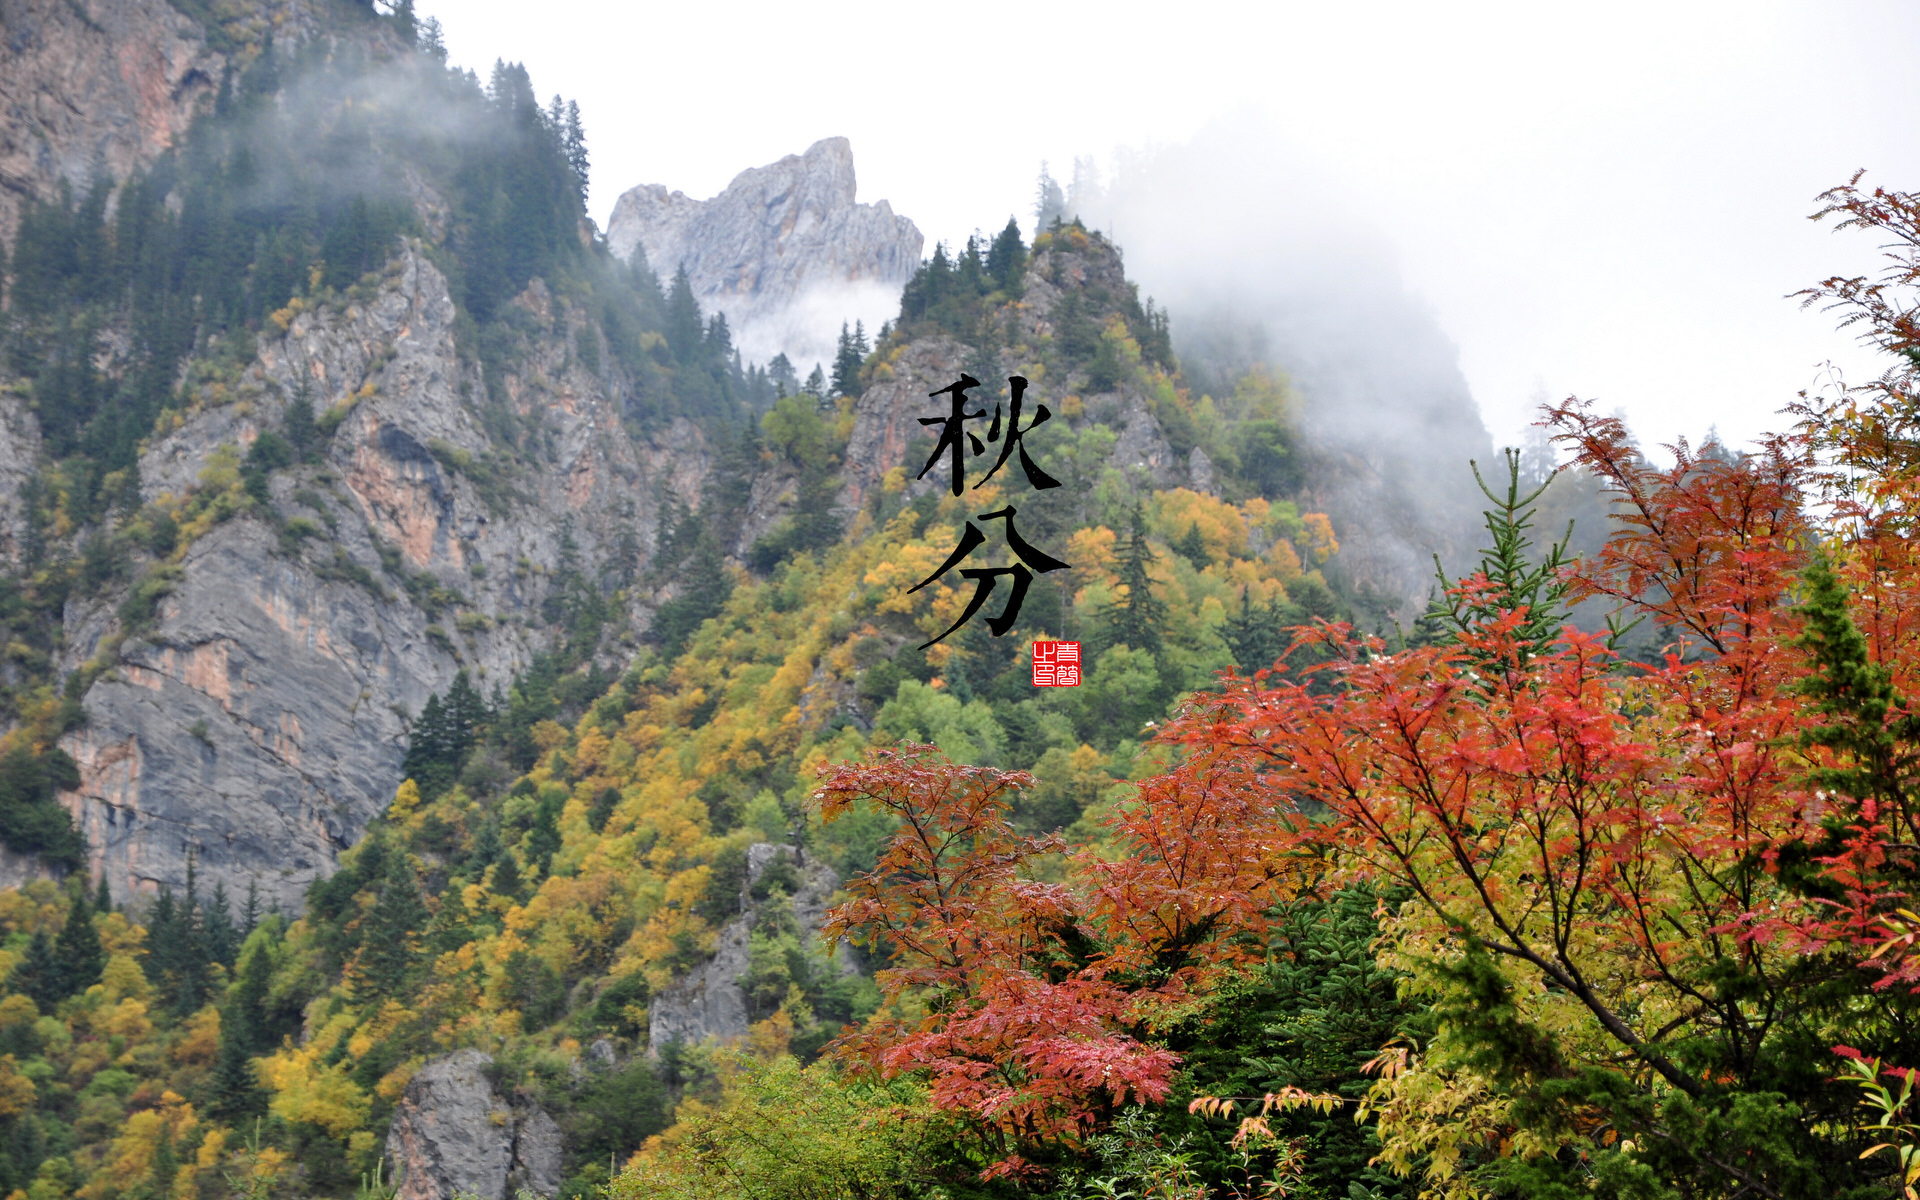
(604, 137, 922, 371)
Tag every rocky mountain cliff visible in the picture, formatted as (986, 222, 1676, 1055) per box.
(605, 137, 921, 372)
(0, 4, 738, 909)
(50, 243, 701, 910)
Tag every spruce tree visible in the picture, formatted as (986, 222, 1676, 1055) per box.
(526, 793, 562, 879)
(93, 874, 111, 915)
(354, 855, 427, 1003)
(1425, 447, 1573, 667)
(7, 931, 59, 1011)
(51, 890, 103, 999)
(987, 217, 1027, 291)
(831, 322, 864, 399)
(204, 881, 239, 969)
(1102, 502, 1168, 655)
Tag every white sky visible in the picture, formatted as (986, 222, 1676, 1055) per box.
(417, 0, 1920, 451)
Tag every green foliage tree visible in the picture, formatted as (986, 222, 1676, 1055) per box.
(1101, 502, 1168, 655)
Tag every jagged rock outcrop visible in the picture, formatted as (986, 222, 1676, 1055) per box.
(836, 236, 1199, 518)
(386, 1049, 563, 1200)
(648, 842, 854, 1050)
(44, 241, 699, 909)
(605, 137, 921, 371)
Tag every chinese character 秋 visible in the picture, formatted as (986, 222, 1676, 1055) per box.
(916, 374, 1061, 495)
(908, 506, 1070, 648)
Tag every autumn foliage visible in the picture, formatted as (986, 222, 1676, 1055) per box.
(809, 180, 1920, 1197)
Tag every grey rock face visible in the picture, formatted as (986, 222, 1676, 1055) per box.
(387, 1049, 563, 1200)
(0, 0, 217, 250)
(605, 137, 922, 370)
(648, 843, 853, 1051)
(31, 242, 698, 910)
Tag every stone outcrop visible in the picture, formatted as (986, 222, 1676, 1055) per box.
(41, 240, 698, 910)
(385, 1049, 563, 1200)
(0, 0, 217, 249)
(648, 842, 854, 1050)
(605, 137, 921, 371)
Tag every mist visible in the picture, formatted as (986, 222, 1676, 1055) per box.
(1058, 118, 1497, 614)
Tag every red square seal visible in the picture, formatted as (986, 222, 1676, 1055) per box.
(1032, 641, 1082, 687)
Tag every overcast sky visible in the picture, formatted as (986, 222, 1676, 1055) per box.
(417, 0, 1920, 452)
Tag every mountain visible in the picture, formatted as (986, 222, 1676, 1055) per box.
(605, 137, 922, 374)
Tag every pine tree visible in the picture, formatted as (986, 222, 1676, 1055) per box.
(1425, 447, 1574, 667)
(94, 874, 111, 915)
(526, 793, 562, 879)
(831, 322, 866, 399)
(51, 890, 103, 999)
(803, 365, 827, 401)
(490, 850, 525, 900)
(563, 101, 589, 209)
(1102, 503, 1168, 655)
(354, 855, 427, 1003)
(1034, 164, 1067, 230)
(204, 881, 239, 969)
(665, 268, 703, 364)
(987, 217, 1026, 291)
(7, 931, 59, 1011)
(241, 878, 259, 934)
(1224, 588, 1287, 674)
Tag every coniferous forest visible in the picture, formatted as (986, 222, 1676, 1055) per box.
(0, 4, 1917, 1200)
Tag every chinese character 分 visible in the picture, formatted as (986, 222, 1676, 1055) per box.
(908, 506, 1069, 648)
(916, 374, 1061, 495)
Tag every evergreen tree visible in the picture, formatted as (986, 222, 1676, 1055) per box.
(803, 364, 827, 400)
(1425, 447, 1574, 667)
(1225, 588, 1288, 675)
(526, 793, 563, 879)
(665, 268, 703, 364)
(241, 878, 260, 934)
(490, 849, 525, 900)
(768, 353, 797, 397)
(563, 100, 589, 208)
(354, 854, 428, 1002)
(831, 321, 868, 399)
(7, 931, 60, 1011)
(987, 217, 1026, 291)
(203, 881, 239, 969)
(403, 671, 484, 797)
(1034, 163, 1067, 230)
(50, 891, 103, 1000)
(93, 874, 111, 915)
(1173, 523, 1208, 569)
(1102, 503, 1168, 655)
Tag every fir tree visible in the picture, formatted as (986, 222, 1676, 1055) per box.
(93, 874, 111, 915)
(665, 268, 703, 364)
(526, 793, 563, 879)
(563, 100, 589, 208)
(1224, 588, 1288, 675)
(987, 217, 1026, 291)
(354, 855, 427, 1003)
(1102, 503, 1168, 655)
(831, 321, 868, 399)
(51, 890, 103, 1000)
(204, 881, 239, 969)
(1425, 447, 1574, 667)
(7, 931, 60, 1011)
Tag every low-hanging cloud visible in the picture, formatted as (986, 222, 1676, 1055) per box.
(1059, 115, 1498, 614)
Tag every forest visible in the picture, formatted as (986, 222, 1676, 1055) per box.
(0, 2, 1915, 1199)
